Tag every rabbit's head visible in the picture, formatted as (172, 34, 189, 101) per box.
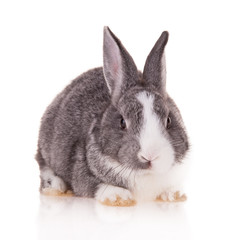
(98, 27, 189, 175)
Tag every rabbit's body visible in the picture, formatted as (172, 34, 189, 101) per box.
(36, 27, 189, 205)
(37, 68, 109, 196)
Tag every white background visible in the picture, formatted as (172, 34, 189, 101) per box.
(0, 0, 241, 239)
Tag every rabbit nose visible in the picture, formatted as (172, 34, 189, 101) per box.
(139, 155, 152, 168)
(139, 153, 159, 163)
(140, 155, 151, 162)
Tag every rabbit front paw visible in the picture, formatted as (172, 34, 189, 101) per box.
(95, 184, 136, 207)
(156, 191, 187, 202)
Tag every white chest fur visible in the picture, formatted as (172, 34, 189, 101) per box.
(132, 161, 188, 201)
(133, 173, 163, 200)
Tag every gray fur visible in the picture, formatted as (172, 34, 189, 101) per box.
(36, 27, 189, 197)
(143, 31, 169, 95)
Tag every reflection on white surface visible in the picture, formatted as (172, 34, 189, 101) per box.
(38, 195, 190, 240)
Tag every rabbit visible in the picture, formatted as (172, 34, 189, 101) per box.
(36, 26, 189, 206)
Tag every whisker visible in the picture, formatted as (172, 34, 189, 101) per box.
(115, 165, 128, 182)
(98, 164, 134, 199)
(102, 163, 122, 179)
(127, 167, 136, 189)
(99, 183, 110, 199)
(98, 163, 123, 199)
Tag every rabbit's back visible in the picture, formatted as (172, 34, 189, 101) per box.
(38, 67, 110, 183)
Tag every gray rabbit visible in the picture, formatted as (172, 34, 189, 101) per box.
(36, 27, 189, 206)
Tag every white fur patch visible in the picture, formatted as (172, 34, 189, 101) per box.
(95, 184, 133, 202)
(130, 91, 182, 201)
(40, 167, 67, 192)
(133, 161, 187, 201)
(136, 91, 175, 175)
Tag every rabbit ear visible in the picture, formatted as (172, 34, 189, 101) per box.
(103, 27, 138, 104)
(143, 31, 169, 96)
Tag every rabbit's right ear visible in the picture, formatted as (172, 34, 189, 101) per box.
(103, 27, 138, 104)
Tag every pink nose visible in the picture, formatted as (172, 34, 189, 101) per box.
(140, 155, 151, 162)
(139, 154, 159, 162)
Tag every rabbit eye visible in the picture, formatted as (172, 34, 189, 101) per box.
(120, 118, 126, 130)
(166, 116, 172, 129)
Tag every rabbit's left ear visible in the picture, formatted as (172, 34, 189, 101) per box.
(143, 31, 169, 96)
(103, 27, 138, 104)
